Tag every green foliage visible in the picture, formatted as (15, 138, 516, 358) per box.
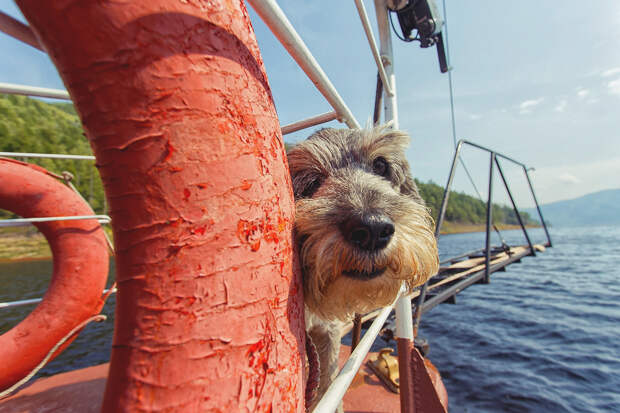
(415, 179, 537, 226)
(0, 94, 105, 216)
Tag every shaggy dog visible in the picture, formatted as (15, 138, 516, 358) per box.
(287, 125, 439, 411)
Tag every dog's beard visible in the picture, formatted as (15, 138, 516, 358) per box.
(297, 200, 439, 321)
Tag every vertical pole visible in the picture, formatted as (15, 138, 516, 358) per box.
(351, 313, 363, 352)
(495, 158, 535, 256)
(413, 140, 463, 335)
(16, 1, 305, 411)
(374, 2, 415, 412)
(485, 152, 495, 284)
(523, 166, 553, 247)
(373, 73, 383, 125)
(374, 0, 398, 128)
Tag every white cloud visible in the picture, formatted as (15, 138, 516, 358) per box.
(557, 173, 581, 184)
(554, 99, 567, 112)
(607, 78, 620, 96)
(576, 88, 590, 98)
(518, 97, 544, 114)
(468, 113, 482, 120)
(522, 158, 620, 205)
(601, 67, 620, 77)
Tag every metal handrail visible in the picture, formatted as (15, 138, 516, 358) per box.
(0, 215, 111, 228)
(314, 287, 403, 412)
(446, 139, 552, 246)
(413, 139, 553, 333)
(0, 82, 71, 100)
(246, 0, 360, 129)
(281, 111, 338, 135)
(353, 0, 394, 97)
(0, 287, 117, 310)
(0, 152, 95, 160)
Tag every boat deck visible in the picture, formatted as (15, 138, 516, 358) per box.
(0, 350, 401, 413)
(420, 244, 545, 313)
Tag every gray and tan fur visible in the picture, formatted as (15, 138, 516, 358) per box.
(287, 125, 439, 410)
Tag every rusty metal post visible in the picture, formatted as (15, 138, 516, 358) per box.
(495, 158, 536, 256)
(485, 152, 495, 284)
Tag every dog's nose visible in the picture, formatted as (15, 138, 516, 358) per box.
(341, 214, 395, 251)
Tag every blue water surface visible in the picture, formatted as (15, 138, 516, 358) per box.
(1, 225, 619, 412)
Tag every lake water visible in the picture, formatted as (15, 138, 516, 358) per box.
(1, 225, 619, 412)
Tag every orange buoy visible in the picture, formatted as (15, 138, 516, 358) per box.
(16, 0, 305, 411)
(0, 158, 109, 392)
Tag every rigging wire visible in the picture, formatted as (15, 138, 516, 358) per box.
(440, 0, 507, 246)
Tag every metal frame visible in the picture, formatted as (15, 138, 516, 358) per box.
(434, 139, 552, 249)
(354, 0, 394, 97)
(313, 287, 403, 412)
(281, 111, 338, 135)
(0, 152, 95, 160)
(413, 139, 553, 333)
(0, 287, 117, 309)
(0, 215, 111, 228)
(246, 0, 360, 129)
(0, 82, 70, 100)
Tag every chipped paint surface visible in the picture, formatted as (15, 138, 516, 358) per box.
(16, 0, 305, 411)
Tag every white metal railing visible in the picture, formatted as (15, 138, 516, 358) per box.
(0, 152, 95, 160)
(0, 215, 111, 228)
(314, 286, 403, 412)
(246, 0, 361, 130)
(0, 82, 71, 100)
(354, 0, 394, 97)
(0, 287, 117, 310)
(280, 111, 338, 135)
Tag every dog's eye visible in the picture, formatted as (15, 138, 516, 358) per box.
(301, 176, 323, 198)
(372, 157, 389, 177)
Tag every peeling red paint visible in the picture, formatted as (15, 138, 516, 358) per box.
(163, 140, 174, 163)
(241, 180, 253, 190)
(16, 0, 305, 411)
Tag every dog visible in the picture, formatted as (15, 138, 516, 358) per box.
(286, 125, 439, 411)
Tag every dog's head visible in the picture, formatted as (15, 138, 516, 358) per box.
(287, 125, 439, 321)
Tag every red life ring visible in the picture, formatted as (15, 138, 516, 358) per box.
(0, 158, 109, 391)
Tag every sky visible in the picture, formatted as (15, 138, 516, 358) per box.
(1, 0, 619, 208)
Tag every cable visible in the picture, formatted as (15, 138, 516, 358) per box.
(442, 0, 457, 148)
(388, 9, 416, 42)
(439, 0, 507, 246)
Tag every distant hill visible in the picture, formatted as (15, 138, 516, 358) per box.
(526, 189, 620, 227)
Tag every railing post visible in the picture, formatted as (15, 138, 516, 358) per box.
(523, 166, 553, 247)
(495, 158, 535, 256)
(485, 152, 495, 284)
(413, 140, 463, 335)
